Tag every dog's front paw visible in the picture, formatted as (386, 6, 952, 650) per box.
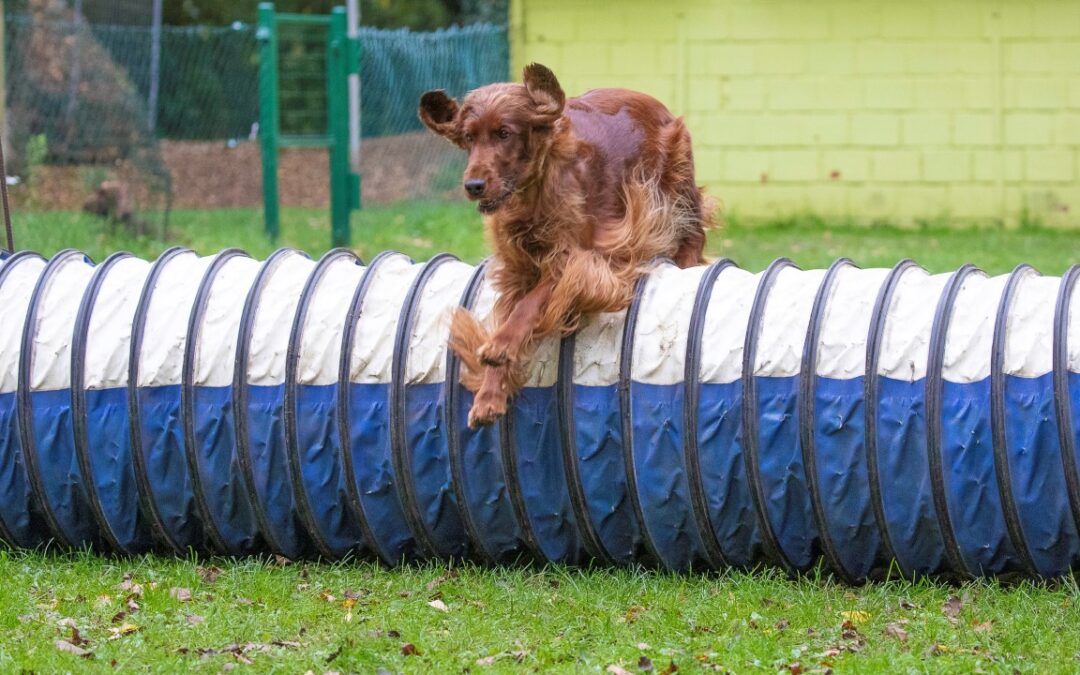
(468, 389, 508, 428)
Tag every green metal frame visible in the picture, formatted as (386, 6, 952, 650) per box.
(257, 3, 360, 248)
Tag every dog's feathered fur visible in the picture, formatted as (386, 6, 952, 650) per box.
(419, 64, 712, 427)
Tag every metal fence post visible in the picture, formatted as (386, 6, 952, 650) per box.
(327, 6, 351, 248)
(257, 2, 281, 241)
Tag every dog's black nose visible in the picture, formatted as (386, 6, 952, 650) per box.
(464, 179, 485, 198)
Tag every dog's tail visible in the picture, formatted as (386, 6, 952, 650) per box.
(448, 307, 490, 392)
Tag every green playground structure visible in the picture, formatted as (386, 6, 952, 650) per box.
(257, 3, 360, 248)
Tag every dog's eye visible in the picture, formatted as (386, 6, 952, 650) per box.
(497, 128, 512, 140)
(464, 133, 475, 144)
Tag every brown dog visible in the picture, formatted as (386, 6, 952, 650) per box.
(419, 63, 712, 428)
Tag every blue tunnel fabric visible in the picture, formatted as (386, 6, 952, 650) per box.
(3, 248, 1080, 581)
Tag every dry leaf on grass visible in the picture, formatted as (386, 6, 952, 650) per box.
(55, 639, 92, 658)
(427, 599, 449, 612)
(170, 587, 193, 602)
(624, 605, 645, 623)
(840, 610, 870, 625)
(198, 566, 223, 584)
(186, 614, 205, 626)
(884, 622, 909, 643)
(942, 595, 963, 622)
(108, 623, 141, 640)
(605, 665, 632, 675)
(401, 642, 420, 656)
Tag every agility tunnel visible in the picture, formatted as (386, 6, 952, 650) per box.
(1, 247, 1080, 581)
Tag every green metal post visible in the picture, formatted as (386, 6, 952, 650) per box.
(257, 3, 281, 241)
(327, 7, 351, 248)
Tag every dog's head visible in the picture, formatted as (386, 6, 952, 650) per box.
(418, 63, 565, 214)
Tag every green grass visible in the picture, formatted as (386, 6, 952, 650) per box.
(2, 552, 1080, 673)
(4, 203, 1080, 672)
(12, 202, 1080, 274)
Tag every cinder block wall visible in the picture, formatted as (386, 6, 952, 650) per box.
(509, 0, 1080, 227)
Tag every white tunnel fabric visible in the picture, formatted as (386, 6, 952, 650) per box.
(755, 267, 826, 378)
(31, 255, 94, 391)
(296, 255, 365, 386)
(349, 253, 416, 384)
(138, 252, 216, 388)
(194, 256, 261, 387)
(877, 269, 951, 382)
(406, 260, 473, 385)
(1004, 271, 1057, 378)
(816, 266, 890, 379)
(0, 256, 46, 393)
(632, 263, 706, 386)
(697, 266, 757, 385)
(0, 249, 1079, 582)
(246, 251, 314, 387)
(942, 272, 1004, 384)
(84, 257, 151, 390)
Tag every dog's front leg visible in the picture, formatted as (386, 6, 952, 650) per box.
(478, 278, 556, 368)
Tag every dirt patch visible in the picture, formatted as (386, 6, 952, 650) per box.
(12, 132, 465, 211)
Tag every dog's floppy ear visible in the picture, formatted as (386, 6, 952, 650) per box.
(418, 90, 463, 145)
(522, 63, 565, 121)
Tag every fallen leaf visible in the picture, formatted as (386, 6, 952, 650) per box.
(398, 590, 412, 598)
(942, 595, 962, 622)
(170, 587, 193, 603)
(775, 619, 790, 631)
(625, 606, 645, 623)
(198, 566, 223, 584)
(425, 569, 459, 592)
(342, 598, 357, 610)
(606, 666, 633, 675)
(118, 577, 143, 597)
(125, 595, 140, 613)
(973, 620, 992, 634)
(884, 622, 909, 643)
(94, 594, 112, 608)
(925, 643, 951, 657)
(272, 555, 293, 566)
(785, 663, 802, 675)
(899, 598, 918, 610)
(186, 614, 205, 625)
(108, 623, 141, 640)
(343, 589, 362, 600)
(401, 642, 420, 656)
(387, 629, 401, 638)
(427, 599, 449, 612)
(111, 611, 126, 624)
(476, 655, 498, 666)
(57, 617, 77, 629)
(638, 654, 654, 671)
(55, 639, 92, 658)
(236, 597, 255, 606)
(273, 639, 302, 648)
(841, 610, 870, 625)
(636, 642, 651, 650)
(659, 661, 679, 675)
(319, 590, 336, 603)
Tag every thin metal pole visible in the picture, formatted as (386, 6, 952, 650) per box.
(63, 0, 84, 154)
(0, 136, 15, 253)
(327, 7, 351, 247)
(257, 3, 280, 240)
(148, 0, 163, 133)
(346, 0, 361, 176)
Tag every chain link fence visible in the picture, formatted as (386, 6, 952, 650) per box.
(4, 0, 507, 223)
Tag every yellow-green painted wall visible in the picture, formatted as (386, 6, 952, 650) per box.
(510, 0, 1080, 227)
